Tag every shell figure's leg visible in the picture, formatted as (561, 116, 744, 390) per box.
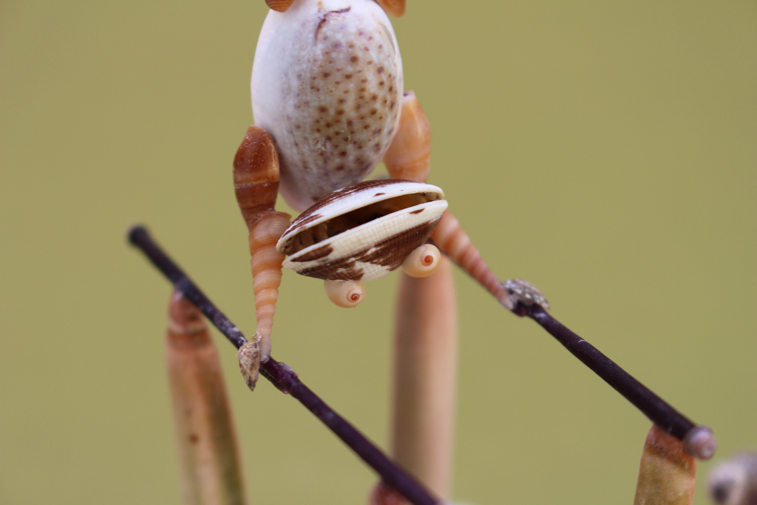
(384, 91, 515, 308)
(233, 125, 291, 390)
(383, 91, 442, 277)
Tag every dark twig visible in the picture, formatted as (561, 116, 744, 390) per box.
(508, 299, 716, 460)
(128, 225, 441, 505)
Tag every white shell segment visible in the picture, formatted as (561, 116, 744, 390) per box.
(277, 180, 444, 248)
(282, 199, 448, 281)
(252, 0, 403, 212)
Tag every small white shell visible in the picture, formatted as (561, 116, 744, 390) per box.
(276, 180, 447, 281)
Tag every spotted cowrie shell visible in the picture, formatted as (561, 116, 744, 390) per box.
(276, 179, 447, 281)
(251, 0, 403, 212)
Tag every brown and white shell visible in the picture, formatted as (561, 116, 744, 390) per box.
(251, 0, 404, 212)
(276, 180, 447, 281)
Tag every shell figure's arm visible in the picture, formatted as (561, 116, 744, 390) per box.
(233, 125, 292, 390)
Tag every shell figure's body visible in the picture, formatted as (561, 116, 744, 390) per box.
(235, 0, 513, 389)
(252, 0, 403, 212)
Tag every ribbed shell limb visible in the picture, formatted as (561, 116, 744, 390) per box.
(276, 180, 447, 281)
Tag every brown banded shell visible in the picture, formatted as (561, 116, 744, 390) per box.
(276, 180, 447, 281)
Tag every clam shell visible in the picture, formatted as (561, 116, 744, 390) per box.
(277, 180, 447, 281)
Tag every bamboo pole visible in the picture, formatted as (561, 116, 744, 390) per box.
(389, 257, 458, 500)
(634, 424, 697, 505)
(166, 290, 248, 505)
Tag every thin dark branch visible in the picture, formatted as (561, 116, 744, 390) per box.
(506, 293, 716, 460)
(128, 225, 441, 505)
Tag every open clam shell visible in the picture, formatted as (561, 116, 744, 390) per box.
(276, 180, 447, 281)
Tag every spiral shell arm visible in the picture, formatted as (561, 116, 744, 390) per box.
(431, 211, 508, 304)
(234, 126, 291, 363)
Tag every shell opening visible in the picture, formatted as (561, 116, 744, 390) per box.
(281, 192, 443, 257)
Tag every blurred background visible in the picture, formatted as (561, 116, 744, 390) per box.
(1, 1, 755, 503)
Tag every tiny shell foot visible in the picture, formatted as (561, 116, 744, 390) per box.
(238, 336, 261, 391)
(401, 244, 440, 277)
(502, 279, 549, 311)
(324, 279, 366, 308)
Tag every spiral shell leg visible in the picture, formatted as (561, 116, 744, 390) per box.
(384, 92, 441, 282)
(383, 91, 431, 184)
(431, 211, 513, 307)
(384, 92, 546, 310)
(234, 125, 291, 390)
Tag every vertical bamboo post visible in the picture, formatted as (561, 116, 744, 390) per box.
(166, 291, 249, 505)
(634, 424, 697, 505)
(389, 257, 458, 500)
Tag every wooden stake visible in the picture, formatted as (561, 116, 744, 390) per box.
(390, 257, 457, 500)
(166, 291, 248, 505)
(634, 424, 697, 505)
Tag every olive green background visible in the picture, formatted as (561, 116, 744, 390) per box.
(1, 1, 755, 504)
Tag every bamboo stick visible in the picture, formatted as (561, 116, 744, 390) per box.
(166, 291, 248, 505)
(132, 227, 441, 505)
(634, 424, 697, 505)
(389, 256, 458, 499)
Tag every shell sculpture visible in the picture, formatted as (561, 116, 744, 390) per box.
(235, 0, 537, 388)
(277, 180, 447, 280)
